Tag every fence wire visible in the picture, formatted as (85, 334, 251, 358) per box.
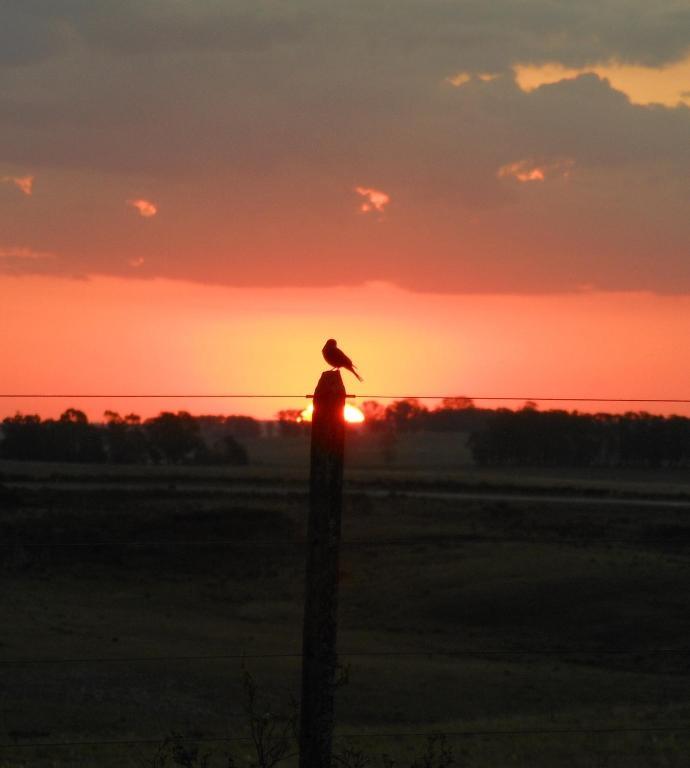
(2, 393, 690, 403)
(2, 725, 690, 751)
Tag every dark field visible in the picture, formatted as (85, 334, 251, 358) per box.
(2, 460, 690, 766)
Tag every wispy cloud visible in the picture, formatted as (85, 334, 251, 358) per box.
(0, 246, 57, 274)
(356, 186, 390, 215)
(128, 257, 145, 268)
(1, 175, 34, 195)
(127, 198, 158, 218)
(446, 72, 471, 87)
(498, 158, 574, 183)
(0, 246, 55, 261)
(445, 71, 500, 87)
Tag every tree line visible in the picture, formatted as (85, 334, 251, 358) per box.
(0, 409, 250, 465)
(355, 398, 690, 468)
(3, 401, 690, 467)
(468, 406, 690, 468)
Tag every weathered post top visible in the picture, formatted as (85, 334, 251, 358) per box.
(313, 370, 346, 405)
(311, 371, 346, 453)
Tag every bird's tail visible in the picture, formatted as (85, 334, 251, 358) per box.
(352, 367, 363, 382)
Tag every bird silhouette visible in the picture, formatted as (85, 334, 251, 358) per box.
(322, 339, 363, 381)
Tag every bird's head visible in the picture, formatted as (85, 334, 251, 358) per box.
(325, 338, 337, 347)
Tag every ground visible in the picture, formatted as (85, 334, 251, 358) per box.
(1, 452, 690, 767)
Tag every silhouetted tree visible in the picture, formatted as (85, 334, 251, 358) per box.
(276, 409, 305, 437)
(53, 409, 106, 462)
(0, 410, 105, 462)
(194, 415, 253, 464)
(103, 411, 148, 464)
(385, 399, 428, 432)
(145, 411, 206, 464)
(361, 400, 386, 431)
(426, 398, 485, 432)
(440, 397, 474, 410)
(468, 408, 690, 468)
(1, 414, 46, 460)
(225, 415, 261, 440)
(3, 403, 689, 469)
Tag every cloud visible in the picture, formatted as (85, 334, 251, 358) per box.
(128, 257, 145, 268)
(499, 163, 545, 182)
(127, 199, 157, 218)
(0, 246, 57, 274)
(498, 158, 574, 182)
(505, 74, 690, 168)
(356, 187, 390, 214)
(514, 56, 690, 107)
(0, 246, 54, 261)
(446, 72, 471, 87)
(0, 2, 689, 294)
(446, 72, 500, 87)
(0, 6, 70, 67)
(1, 175, 34, 195)
(82, 8, 311, 56)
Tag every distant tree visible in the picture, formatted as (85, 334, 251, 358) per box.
(440, 397, 474, 410)
(468, 408, 690, 468)
(103, 411, 148, 464)
(145, 411, 206, 464)
(1, 409, 255, 467)
(277, 409, 302, 422)
(427, 398, 484, 432)
(196, 415, 233, 453)
(1, 414, 46, 460)
(52, 409, 106, 462)
(664, 416, 689, 466)
(361, 400, 386, 431)
(385, 399, 428, 431)
(193, 415, 255, 462)
(60, 408, 88, 424)
(1, 410, 105, 462)
(276, 409, 305, 436)
(225, 415, 261, 440)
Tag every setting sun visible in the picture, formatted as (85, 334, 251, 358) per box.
(298, 403, 365, 424)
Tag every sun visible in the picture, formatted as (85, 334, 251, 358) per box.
(298, 403, 365, 424)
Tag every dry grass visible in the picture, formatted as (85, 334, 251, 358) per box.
(1, 460, 690, 766)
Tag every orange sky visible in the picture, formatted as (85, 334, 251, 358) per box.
(3, 274, 690, 421)
(1, 6, 689, 422)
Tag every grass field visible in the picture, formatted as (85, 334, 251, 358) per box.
(2, 458, 690, 766)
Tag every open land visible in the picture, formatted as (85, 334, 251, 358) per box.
(2, 441, 690, 767)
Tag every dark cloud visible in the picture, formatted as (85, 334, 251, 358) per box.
(74, 2, 312, 56)
(0, 3, 69, 66)
(0, 1, 689, 293)
(481, 74, 690, 168)
(313, 0, 690, 70)
(0, 1, 312, 66)
(3, 1, 689, 70)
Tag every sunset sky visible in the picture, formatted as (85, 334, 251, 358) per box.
(1, 1, 689, 420)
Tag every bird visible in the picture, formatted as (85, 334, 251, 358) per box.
(322, 339, 363, 381)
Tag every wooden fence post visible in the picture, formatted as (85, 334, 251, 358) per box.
(299, 370, 346, 768)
